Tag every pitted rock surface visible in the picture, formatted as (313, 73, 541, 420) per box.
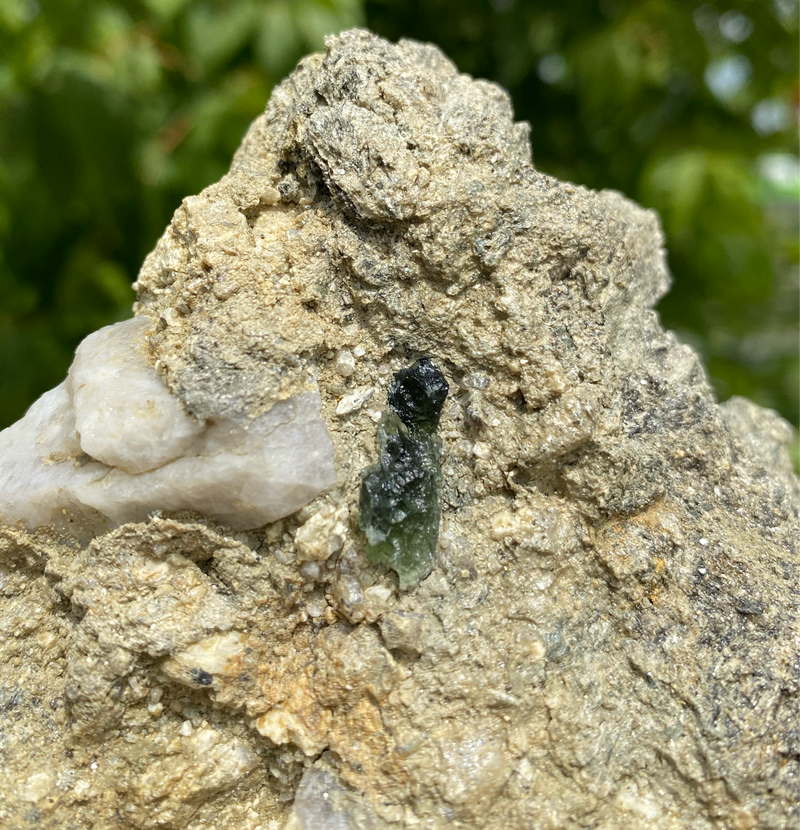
(0, 29, 798, 830)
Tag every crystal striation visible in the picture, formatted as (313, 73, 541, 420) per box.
(359, 359, 448, 588)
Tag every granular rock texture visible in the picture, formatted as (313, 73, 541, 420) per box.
(1, 29, 798, 830)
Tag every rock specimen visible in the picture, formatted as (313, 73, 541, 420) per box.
(359, 358, 448, 588)
(0, 317, 336, 532)
(1, 29, 798, 830)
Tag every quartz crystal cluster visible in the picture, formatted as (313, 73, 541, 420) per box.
(0, 317, 336, 531)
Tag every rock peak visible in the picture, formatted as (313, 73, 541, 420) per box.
(1, 29, 798, 830)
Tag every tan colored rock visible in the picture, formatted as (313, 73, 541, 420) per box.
(0, 28, 798, 830)
(295, 503, 349, 561)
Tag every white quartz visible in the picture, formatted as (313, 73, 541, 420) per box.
(69, 317, 204, 474)
(0, 318, 337, 532)
(0, 383, 107, 529)
(287, 769, 357, 830)
(76, 391, 337, 530)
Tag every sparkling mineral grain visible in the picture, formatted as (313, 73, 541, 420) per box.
(0, 28, 798, 830)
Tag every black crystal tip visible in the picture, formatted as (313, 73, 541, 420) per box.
(388, 358, 449, 434)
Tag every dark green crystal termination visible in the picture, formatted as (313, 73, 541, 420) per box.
(359, 358, 449, 589)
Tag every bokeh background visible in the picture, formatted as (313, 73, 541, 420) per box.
(1, 0, 798, 464)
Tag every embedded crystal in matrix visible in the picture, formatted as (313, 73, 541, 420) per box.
(358, 358, 448, 589)
(387, 357, 449, 435)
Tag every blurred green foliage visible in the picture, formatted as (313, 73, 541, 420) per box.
(1, 0, 798, 465)
(0, 0, 363, 428)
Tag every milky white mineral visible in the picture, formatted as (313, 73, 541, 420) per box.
(286, 769, 359, 830)
(294, 503, 349, 561)
(0, 382, 108, 529)
(0, 317, 337, 531)
(69, 317, 204, 474)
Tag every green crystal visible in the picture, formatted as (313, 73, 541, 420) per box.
(387, 357, 449, 435)
(358, 359, 448, 589)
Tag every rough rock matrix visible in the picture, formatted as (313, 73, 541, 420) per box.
(1, 29, 798, 830)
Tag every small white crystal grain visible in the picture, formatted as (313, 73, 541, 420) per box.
(295, 505, 349, 561)
(334, 349, 356, 377)
(335, 388, 374, 416)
